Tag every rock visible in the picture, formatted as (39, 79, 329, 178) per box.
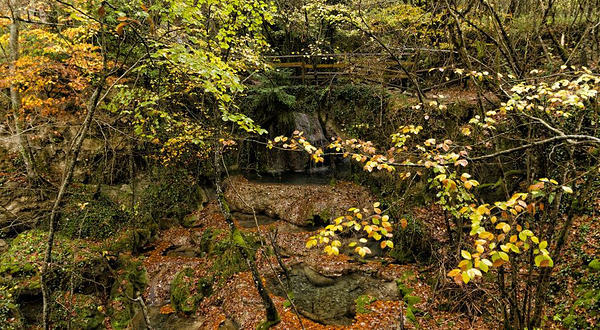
(0, 239, 7, 254)
(261, 112, 328, 172)
(224, 176, 374, 227)
(219, 318, 240, 330)
(303, 266, 335, 287)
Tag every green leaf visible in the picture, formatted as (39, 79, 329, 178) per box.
(479, 261, 489, 273)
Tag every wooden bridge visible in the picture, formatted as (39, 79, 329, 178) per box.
(265, 52, 424, 87)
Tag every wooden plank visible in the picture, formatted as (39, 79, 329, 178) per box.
(315, 63, 348, 69)
(271, 62, 304, 68)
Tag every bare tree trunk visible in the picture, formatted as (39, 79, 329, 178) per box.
(8, 0, 38, 184)
(40, 85, 104, 330)
(212, 139, 280, 329)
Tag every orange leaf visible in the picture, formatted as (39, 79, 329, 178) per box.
(160, 304, 175, 314)
(400, 218, 408, 229)
(116, 22, 128, 36)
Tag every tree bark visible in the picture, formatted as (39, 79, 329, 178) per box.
(8, 0, 38, 184)
(212, 140, 280, 329)
(40, 84, 104, 330)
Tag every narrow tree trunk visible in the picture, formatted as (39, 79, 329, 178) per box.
(212, 140, 280, 329)
(8, 2, 38, 184)
(40, 85, 103, 330)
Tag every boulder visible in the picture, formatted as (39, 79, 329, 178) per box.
(224, 176, 374, 227)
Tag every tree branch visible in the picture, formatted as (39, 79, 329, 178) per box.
(469, 134, 600, 161)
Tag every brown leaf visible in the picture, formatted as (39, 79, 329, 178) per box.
(116, 22, 128, 36)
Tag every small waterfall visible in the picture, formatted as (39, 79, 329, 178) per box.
(292, 112, 327, 148)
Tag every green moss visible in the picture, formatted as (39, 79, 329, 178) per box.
(210, 229, 259, 284)
(50, 293, 105, 330)
(108, 257, 148, 329)
(256, 316, 281, 330)
(170, 268, 213, 314)
(139, 168, 202, 226)
(198, 229, 222, 255)
(61, 192, 130, 239)
(396, 272, 422, 325)
(355, 294, 377, 314)
(389, 214, 432, 263)
(0, 230, 102, 290)
(232, 229, 247, 248)
(106, 228, 154, 254)
(0, 285, 23, 330)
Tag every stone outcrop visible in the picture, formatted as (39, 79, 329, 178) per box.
(223, 176, 374, 227)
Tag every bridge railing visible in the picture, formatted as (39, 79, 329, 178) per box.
(265, 53, 419, 86)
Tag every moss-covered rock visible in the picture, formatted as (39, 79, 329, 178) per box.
(0, 230, 105, 294)
(61, 192, 130, 239)
(106, 228, 154, 254)
(139, 168, 203, 227)
(389, 214, 432, 263)
(170, 268, 213, 314)
(108, 257, 148, 329)
(0, 285, 23, 330)
(51, 293, 105, 330)
(212, 230, 260, 284)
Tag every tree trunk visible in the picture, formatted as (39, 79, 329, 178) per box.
(212, 140, 280, 329)
(40, 85, 104, 330)
(8, 1, 38, 184)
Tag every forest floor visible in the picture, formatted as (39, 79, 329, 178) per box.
(136, 197, 599, 330)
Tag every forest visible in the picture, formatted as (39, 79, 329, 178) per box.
(0, 0, 599, 329)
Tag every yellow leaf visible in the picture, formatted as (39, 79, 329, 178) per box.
(461, 250, 472, 260)
(462, 272, 471, 284)
(476, 245, 484, 254)
(400, 218, 408, 229)
(447, 269, 461, 277)
(467, 268, 482, 278)
(306, 239, 317, 248)
(510, 235, 517, 243)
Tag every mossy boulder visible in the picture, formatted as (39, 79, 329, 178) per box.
(61, 192, 130, 239)
(139, 168, 204, 227)
(170, 268, 213, 314)
(106, 228, 155, 254)
(0, 230, 105, 294)
(108, 257, 148, 329)
(212, 230, 261, 284)
(51, 293, 105, 330)
(0, 285, 23, 330)
(389, 214, 432, 263)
